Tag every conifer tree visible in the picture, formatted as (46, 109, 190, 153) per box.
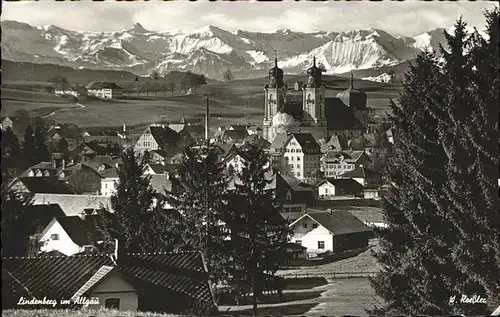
(438, 12, 500, 309)
(165, 144, 231, 287)
(97, 147, 183, 253)
(370, 12, 499, 315)
(225, 145, 290, 316)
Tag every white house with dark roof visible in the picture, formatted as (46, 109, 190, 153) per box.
(289, 210, 372, 256)
(271, 133, 322, 185)
(54, 86, 88, 100)
(86, 81, 123, 99)
(39, 214, 105, 256)
(321, 150, 370, 178)
(316, 178, 364, 199)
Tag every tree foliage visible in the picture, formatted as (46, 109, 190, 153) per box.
(225, 145, 290, 315)
(96, 147, 183, 254)
(165, 145, 231, 286)
(370, 11, 500, 315)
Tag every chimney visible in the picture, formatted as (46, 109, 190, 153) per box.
(205, 97, 210, 141)
(53, 159, 57, 169)
(62, 158, 66, 170)
(122, 123, 126, 133)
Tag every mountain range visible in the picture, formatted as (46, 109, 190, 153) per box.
(0, 20, 478, 81)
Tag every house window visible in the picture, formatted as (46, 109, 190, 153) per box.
(50, 234, 59, 240)
(296, 240, 302, 245)
(297, 164, 301, 169)
(297, 172, 301, 177)
(312, 223, 318, 229)
(297, 157, 300, 161)
(302, 223, 307, 229)
(105, 298, 120, 309)
(318, 241, 325, 249)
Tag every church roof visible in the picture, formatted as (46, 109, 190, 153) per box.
(324, 98, 365, 131)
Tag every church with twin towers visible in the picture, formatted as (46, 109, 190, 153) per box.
(262, 56, 368, 144)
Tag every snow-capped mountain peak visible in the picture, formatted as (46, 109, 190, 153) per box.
(0, 20, 463, 79)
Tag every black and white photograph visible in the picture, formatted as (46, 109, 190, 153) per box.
(1, 0, 499, 316)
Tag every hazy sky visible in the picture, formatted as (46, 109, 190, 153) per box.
(2, 0, 497, 36)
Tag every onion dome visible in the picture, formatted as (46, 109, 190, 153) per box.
(268, 57, 284, 88)
(306, 56, 323, 88)
(336, 72, 367, 110)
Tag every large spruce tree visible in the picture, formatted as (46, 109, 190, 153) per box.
(165, 144, 231, 286)
(438, 11, 500, 309)
(225, 145, 290, 316)
(97, 147, 183, 253)
(371, 11, 499, 315)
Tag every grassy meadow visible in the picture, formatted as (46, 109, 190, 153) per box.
(1, 73, 401, 130)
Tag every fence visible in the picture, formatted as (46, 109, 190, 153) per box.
(281, 271, 378, 279)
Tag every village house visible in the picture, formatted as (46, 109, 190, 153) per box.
(9, 177, 75, 195)
(288, 210, 372, 256)
(224, 149, 254, 173)
(321, 150, 370, 178)
(19, 160, 102, 194)
(338, 165, 369, 186)
(316, 178, 364, 199)
(134, 124, 191, 157)
(276, 174, 314, 214)
(2, 251, 217, 314)
(214, 126, 250, 144)
(54, 86, 88, 101)
(100, 167, 119, 197)
(271, 133, 322, 185)
(320, 134, 349, 153)
(86, 81, 123, 99)
(39, 214, 105, 256)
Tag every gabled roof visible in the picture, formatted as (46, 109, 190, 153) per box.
(86, 81, 123, 90)
(117, 252, 214, 304)
(13, 177, 75, 194)
(2, 254, 115, 302)
(290, 210, 372, 235)
(321, 135, 349, 153)
(220, 129, 249, 141)
(317, 178, 364, 194)
(21, 162, 57, 177)
(1, 251, 215, 311)
(51, 215, 106, 246)
(323, 150, 367, 163)
(270, 133, 291, 153)
(100, 167, 119, 179)
(290, 133, 321, 154)
(145, 163, 167, 174)
(25, 204, 66, 235)
(339, 165, 365, 179)
(148, 126, 181, 149)
(32, 194, 113, 216)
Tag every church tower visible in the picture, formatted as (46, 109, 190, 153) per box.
(302, 57, 327, 141)
(263, 56, 287, 141)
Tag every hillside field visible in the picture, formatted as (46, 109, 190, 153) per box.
(1, 75, 401, 129)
